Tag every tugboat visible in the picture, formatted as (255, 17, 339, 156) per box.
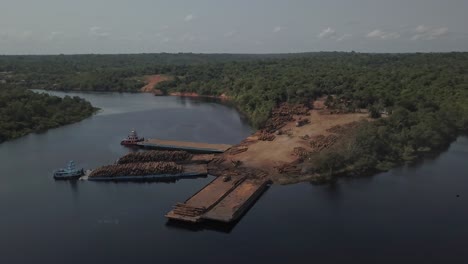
(53, 160, 84, 180)
(121, 129, 144, 146)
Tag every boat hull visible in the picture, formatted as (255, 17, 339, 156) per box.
(53, 174, 83, 180)
(120, 139, 144, 146)
(87, 172, 206, 181)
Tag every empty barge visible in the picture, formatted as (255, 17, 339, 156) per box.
(166, 175, 270, 223)
(137, 139, 232, 153)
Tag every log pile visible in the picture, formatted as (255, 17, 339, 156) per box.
(263, 115, 293, 133)
(228, 146, 248, 155)
(293, 147, 310, 160)
(272, 103, 310, 116)
(210, 157, 225, 164)
(258, 131, 276, 141)
(276, 163, 302, 174)
(89, 162, 183, 178)
(171, 203, 206, 217)
(295, 118, 310, 127)
(326, 122, 359, 134)
(264, 103, 310, 133)
(309, 134, 339, 152)
(117, 150, 191, 164)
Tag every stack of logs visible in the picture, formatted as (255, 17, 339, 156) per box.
(271, 103, 310, 116)
(228, 146, 249, 155)
(309, 134, 339, 152)
(263, 115, 293, 133)
(264, 103, 310, 133)
(89, 162, 183, 178)
(171, 203, 206, 218)
(293, 147, 310, 160)
(117, 150, 191, 164)
(276, 163, 301, 174)
(257, 131, 276, 141)
(326, 122, 359, 134)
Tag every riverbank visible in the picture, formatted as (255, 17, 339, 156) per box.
(0, 86, 99, 144)
(205, 100, 369, 185)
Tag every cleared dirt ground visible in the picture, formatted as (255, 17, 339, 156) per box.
(216, 103, 369, 184)
(140, 74, 171, 92)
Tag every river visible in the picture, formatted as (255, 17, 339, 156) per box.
(0, 92, 467, 264)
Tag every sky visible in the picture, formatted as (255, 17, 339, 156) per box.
(0, 0, 467, 54)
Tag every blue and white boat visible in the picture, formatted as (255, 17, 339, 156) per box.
(53, 161, 84, 180)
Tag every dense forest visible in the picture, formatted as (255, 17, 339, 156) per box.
(154, 53, 468, 176)
(0, 84, 97, 143)
(1, 52, 468, 177)
(0, 53, 293, 92)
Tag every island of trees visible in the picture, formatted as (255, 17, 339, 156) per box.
(0, 84, 97, 143)
(1, 52, 467, 180)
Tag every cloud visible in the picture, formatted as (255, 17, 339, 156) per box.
(411, 25, 449, 40)
(89, 27, 110, 38)
(318, 27, 336, 39)
(254, 40, 263, 46)
(415, 25, 430, 34)
(0, 32, 8, 41)
(224, 30, 236, 37)
(184, 14, 194, 22)
(273, 26, 282, 33)
(48, 31, 64, 40)
(367, 29, 400, 40)
(180, 33, 196, 42)
(336, 34, 352, 42)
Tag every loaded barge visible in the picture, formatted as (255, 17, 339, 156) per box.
(83, 162, 207, 181)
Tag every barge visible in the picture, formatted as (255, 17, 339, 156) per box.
(166, 175, 270, 223)
(137, 139, 232, 153)
(85, 164, 207, 181)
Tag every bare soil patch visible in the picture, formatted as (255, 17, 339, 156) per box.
(140, 75, 171, 93)
(210, 101, 369, 184)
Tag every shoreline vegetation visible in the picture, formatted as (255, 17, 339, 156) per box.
(1, 52, 467, 183)
(0, 84, 98, 143)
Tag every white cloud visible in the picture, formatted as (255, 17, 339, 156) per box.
(415, 25, 430, 34)
(224, 30, 236, 37)
(318, 27, 336, 39)
(336, 34, 352, 42)
(180, 33, 196, 42)
(367, 29, 400, 40)
(48, 31, 64, 40)
(254, 40, 263, 45)
(0, 32, 8, 41)
(411, 25, 449, 40)
(184, 14, 194, 22)
(273, 26, 282, 33)
(89, 27, 110, 38)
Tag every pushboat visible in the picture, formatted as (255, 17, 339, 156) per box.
(120, 129, 144, 145)
(53, 160, 84, 180)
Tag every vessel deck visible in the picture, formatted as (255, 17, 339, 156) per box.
(166, 175, 269, 223)
(138, 139, 232, 153)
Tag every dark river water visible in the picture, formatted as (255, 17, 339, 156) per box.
(1, 92, 467, 264)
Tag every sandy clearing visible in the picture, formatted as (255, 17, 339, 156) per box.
(140, 74, 171, 92)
